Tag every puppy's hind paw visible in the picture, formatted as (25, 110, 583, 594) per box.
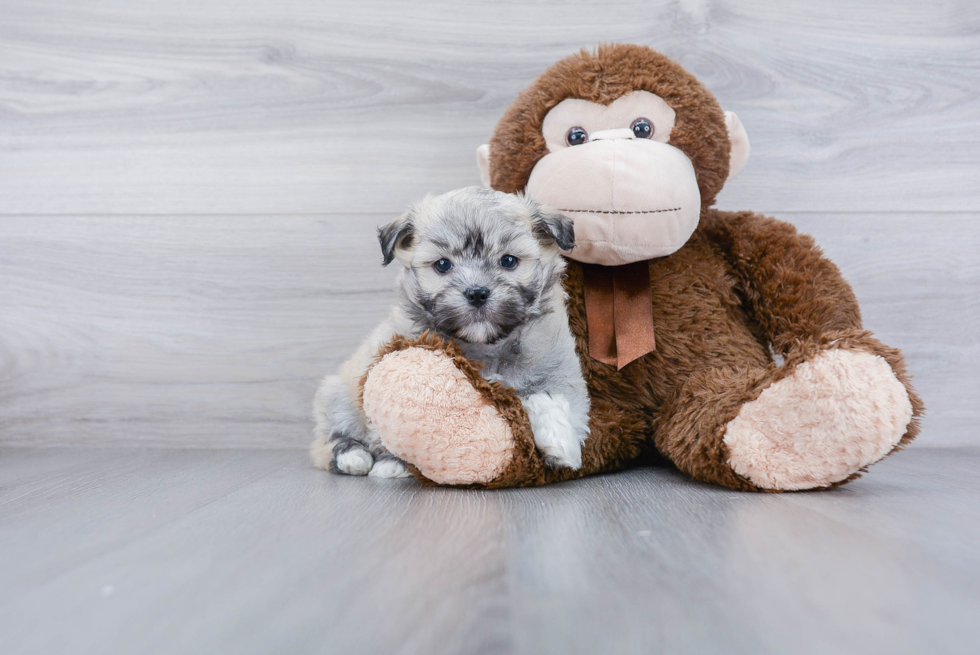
(331, 444, 374, 476)
(522, 393, 585, 470)
(369, 456, 413, 479)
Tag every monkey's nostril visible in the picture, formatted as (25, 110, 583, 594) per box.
(465, 286, 490, 307)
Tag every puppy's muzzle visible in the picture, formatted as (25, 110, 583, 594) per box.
(465, 286, 490, 308)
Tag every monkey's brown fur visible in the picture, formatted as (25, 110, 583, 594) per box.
(362, 44, 923, 490)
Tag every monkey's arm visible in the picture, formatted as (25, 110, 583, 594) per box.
(702, 209, 863, 353)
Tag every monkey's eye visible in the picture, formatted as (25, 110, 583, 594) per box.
(565, 127, 589, 146)
(434, 258, 453, 274)
(499, 255, 519, 270)
(631, 117, 654, 139)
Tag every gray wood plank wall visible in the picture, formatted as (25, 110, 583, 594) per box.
(2, 0, 978, 448)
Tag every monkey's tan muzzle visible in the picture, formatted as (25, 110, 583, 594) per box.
(526, 138, 701, 266)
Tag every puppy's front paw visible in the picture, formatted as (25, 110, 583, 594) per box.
(368, 455, 413, 479)
(522, 393, 585, 469)
(329, 439, 374, 476)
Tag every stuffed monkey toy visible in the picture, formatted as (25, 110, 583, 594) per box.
(358, 44, 923, 491)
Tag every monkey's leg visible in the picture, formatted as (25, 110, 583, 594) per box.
(655, 331, 920, 492)
(360, 333, 647, 488)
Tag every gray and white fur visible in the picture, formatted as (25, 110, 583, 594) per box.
(311, 187, 591, 478)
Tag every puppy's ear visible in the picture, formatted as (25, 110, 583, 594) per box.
(378, 211, 416, 266)
(530, 204, 575, 252)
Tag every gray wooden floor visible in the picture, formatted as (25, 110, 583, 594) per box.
(1, 447, 978, 655)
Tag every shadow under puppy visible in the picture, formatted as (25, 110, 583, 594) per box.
(311, 187, 591, 478)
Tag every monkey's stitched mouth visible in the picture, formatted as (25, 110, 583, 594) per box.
(557, 207, 681, 215)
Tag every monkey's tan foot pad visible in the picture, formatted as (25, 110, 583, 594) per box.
(723, 350, 913, 491)
(363, 346, 516, 485)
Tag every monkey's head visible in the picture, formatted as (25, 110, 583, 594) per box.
(477, 44, 750, 266)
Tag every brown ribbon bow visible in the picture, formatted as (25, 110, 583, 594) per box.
(582, 261, 657, 370)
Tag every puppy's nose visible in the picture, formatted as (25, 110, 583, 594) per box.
(464, 286, 490, 307)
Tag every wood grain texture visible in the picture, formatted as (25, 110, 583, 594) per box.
(1, 212, 976, 448)
(1, 214, 399, 447)
(1, 447, 978, 654)
(1, 0, 978, 214)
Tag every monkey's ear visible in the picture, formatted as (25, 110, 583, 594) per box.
(377, 211, 416, 266)
(476, 144, 492, 189)
(530, 204, 575, 252)
(725, 111, 751, 181)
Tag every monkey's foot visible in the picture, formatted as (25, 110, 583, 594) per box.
(361, 334, 542, 486)
(723, 348, 914, 491)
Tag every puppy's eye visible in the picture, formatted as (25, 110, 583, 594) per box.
(565, 127, 588, 146)
(434, 258, 453, 274)
(499, 255, 519, 270)
(630, 117, 653, 139)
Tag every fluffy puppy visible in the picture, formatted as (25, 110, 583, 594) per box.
(311, 187, 591, 478)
